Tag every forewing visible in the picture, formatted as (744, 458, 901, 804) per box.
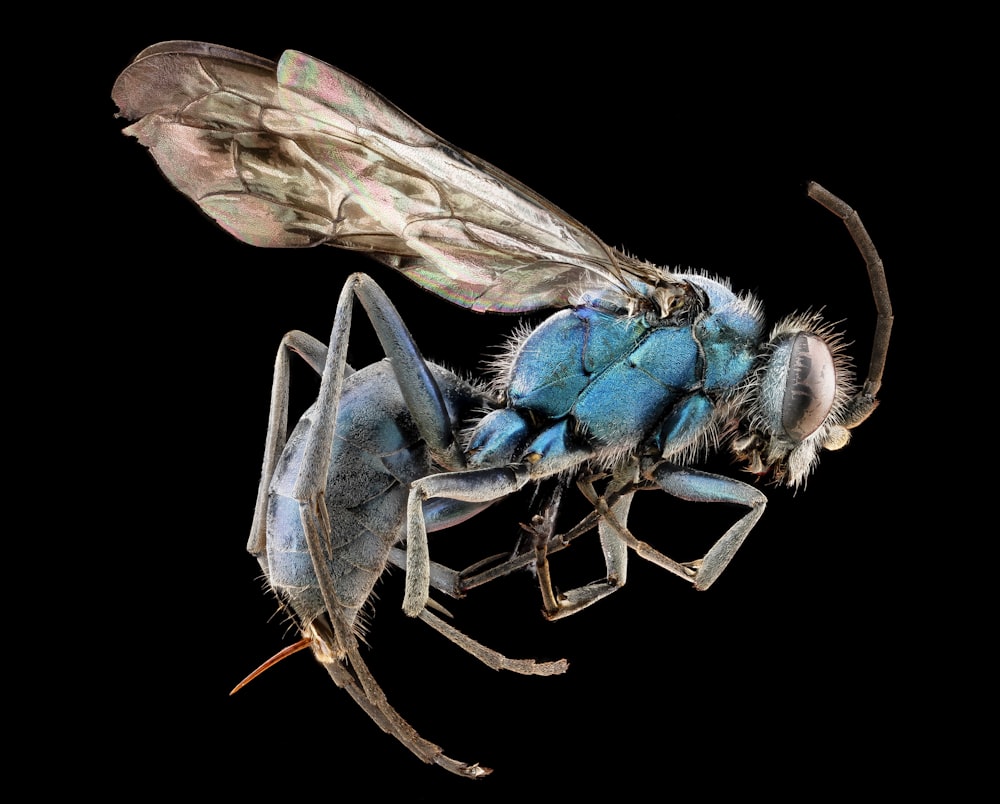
(113, 41, 628, 312)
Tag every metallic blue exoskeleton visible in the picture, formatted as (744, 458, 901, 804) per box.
(469, 276, 758, 469)
(114, 41, 892, 777)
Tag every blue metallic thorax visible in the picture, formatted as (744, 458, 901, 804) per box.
(510, 307, 701, 444)
(469, 275, 762, 471)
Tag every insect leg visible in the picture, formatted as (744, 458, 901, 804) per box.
(381, 551, 569, 676)
(646, 462, 767, 591)
(426, 469, 698, 601)
(291, 272, 465, 516)
(247, 330, 330, 560)
(527, 481, 568, 614)
(404, 466, 532, 616)
(247, 277, 360, 610)
(442, 508, 604, 593)
(533, 460, 706, 619)
(532, 466, 636, 619)
(417, 609, 568, 675)
(307, 615, 491, 778)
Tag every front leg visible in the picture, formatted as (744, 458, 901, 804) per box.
(508, 462, 765, 611)
(646, 461, 767, 590)
(533, 459, 705, 619)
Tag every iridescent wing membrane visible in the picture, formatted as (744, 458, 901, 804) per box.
(113, 40, 637, 312)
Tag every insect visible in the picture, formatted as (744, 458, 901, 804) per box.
(114, 41, 891, 771)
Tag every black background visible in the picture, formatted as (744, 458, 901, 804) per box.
(88, 13, 967, 801)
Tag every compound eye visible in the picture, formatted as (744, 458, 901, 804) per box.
(780, 332, 837, 442)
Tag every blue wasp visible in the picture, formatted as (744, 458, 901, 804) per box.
(114, 41, 891, 776)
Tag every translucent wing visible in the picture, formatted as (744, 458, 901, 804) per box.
(113, 41, 642, 312)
